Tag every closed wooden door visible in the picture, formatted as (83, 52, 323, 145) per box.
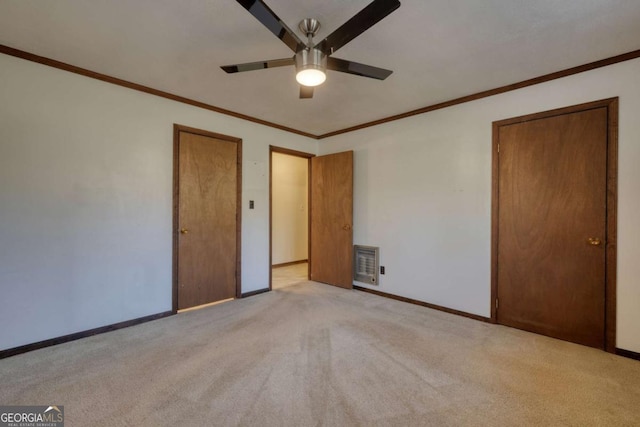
(495, 104, 613, 349)
(310, 151, 353, 289)
(175, 126, 240, 310)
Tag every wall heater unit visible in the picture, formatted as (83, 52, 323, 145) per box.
(354, 245, 379, 285)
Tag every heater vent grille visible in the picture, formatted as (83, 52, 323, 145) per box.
(354, 245, 379, 285)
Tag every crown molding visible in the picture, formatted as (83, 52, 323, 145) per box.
(0, 44, 318, 139)
(2, 44, 640, 140)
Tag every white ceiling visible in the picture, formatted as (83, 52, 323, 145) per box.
(1, 0, 640, 136)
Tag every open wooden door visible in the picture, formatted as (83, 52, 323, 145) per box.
(310, 151, 353, 289)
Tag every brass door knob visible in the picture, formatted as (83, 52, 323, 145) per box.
(343, 224, 352, 231)
(180, 228, 189, 234)
(587, 237, 602, 246)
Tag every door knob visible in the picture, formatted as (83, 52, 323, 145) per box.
(587, 237, 602, 246)
(180, 228, 189, 234)
(343, 224, 351, 231)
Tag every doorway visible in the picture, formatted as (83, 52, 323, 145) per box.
(491, 98, 618, 351)
(269, 146, 313, 290)
(173, 125, 242, 311)
(270, 147, 354, 290)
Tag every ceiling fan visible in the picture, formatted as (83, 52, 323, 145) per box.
(221, 0, 401, 99)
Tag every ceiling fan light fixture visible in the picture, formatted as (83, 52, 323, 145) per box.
(295, 48, 327, 87)
(296, 69, 326, 87)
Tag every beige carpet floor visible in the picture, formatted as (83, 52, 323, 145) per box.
(1, 281, 639, 426)
(272, 263, 308, 290)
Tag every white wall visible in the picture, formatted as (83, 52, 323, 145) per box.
(0, 53, 316, 351)
(272, 153, 308, 265)
(319, 58, 640, 353)
(3, 51, 639, 354)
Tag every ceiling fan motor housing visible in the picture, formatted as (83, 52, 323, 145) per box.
(295, 48, 327, 74)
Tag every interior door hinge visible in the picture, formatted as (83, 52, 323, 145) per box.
(495, 298, 499, 309)
(497, 143, 500, 153)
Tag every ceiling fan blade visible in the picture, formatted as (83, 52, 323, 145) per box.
(236, 0, 305, 52)
(221, 57, 294, 73)
(299, 86, 314, 99)
(314, 0, 401, 55)
(327, 57, 393, 80)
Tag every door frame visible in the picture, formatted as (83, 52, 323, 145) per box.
(172, 124, 243, 313)
(490, 98, 618, 352)
(269, 145, 315, 290)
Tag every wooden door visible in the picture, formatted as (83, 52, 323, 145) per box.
(310, 151, 353, 289)
(494, 100, 617, 350)
(174, 126, 241, 310)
